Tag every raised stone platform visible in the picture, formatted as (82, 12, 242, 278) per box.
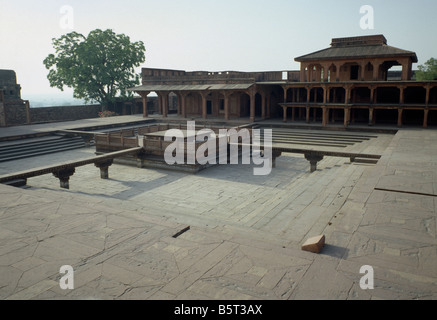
(0, 116, 435, 300)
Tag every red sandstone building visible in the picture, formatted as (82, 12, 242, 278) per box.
(131, 35, 437, 127)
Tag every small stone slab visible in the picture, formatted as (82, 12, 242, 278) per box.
(301, 235, 325, 253)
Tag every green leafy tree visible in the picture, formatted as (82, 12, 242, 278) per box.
(43, 29, 145, 110)
(416, 58, 437, 80)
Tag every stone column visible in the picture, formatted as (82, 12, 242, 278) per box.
(360, 61, 366, 81)
(423, 109, 429, 129)
(397, 108, 403, 127)
(162, 92, 168, 117)
(250, 93, 255, 122)
(180, 92, 187, 118)
(156, 91, 163, 115)
(399, 85, 406, 104)
(322, 107, 328, 127)
(283, 86, 288, 103)
(344, 107, 350, 127)
(141, 91, 150, 118)
(222, 92, 229, 121)
(425, 85, 431, 107)
(335, 63, 342, 82)
(368, 107, 374, 126)
(261, 92, 266, 120)
(300, 63, 307, 82)
(345, 85, 352, 104)
(373, 61, 380, 80)
(201, 92, 208, 119)
(401, 59, 412, 81)
(306, 106, 310, 124)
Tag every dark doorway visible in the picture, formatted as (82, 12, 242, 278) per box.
(207, 101, 212, 115)
(350, 65, 359, 80)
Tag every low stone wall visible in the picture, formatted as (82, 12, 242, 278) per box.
(0, 103, 104, 126)
(4, 101, 27, 126)
(30, 104, 102, 123)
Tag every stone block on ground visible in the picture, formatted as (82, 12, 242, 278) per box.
(301, 235, 325, 253)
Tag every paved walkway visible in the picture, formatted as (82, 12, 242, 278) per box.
(0, 117, 436, 299)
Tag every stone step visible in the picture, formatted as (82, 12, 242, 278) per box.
(0, 141, 86, 162)
(0, 136, 83, 153)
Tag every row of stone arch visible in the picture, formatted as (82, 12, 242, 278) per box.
(283, 85, 437, 105)
(137, 86, 284, 121)
(300, 58, 413, 82)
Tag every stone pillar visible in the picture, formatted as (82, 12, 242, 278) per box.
(162, 92, 168, 118)
(249, 90, 255, 122)
(423, 109, 429, 129)
(223, 91, 231, 121)
(95, 159, 114, 179)
(344, 108, 350, 127)
(176, 92, 182, 116)
(141, 91, 150, 118)
(399, 86, 406, 104)
(373, 61, 380, 80)
(345, 85, 352, 104)
(261, 92, 266, 119)
(304, 153, 324, 173)
(401, 59, 412, 81)
(180, 92, 187, 118)
(306, 106, 310, 124)
(360, 61, 366, 81)
(283, 86, 288, 103)
(322, 107, 328, 127)
(156, 91, 163, 115)
(53, 168, 76, 189)
(425, 85, 431, 107)
(397, 108, 403, 127)
(368, 107, 374, 126)
(201, 92, 208, 119)
(300, 63, 307, 82)
(335, 63, 342, 82)
(323, 64, 330, 82)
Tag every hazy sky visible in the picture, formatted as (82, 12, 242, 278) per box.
(1, 0, 436, 98)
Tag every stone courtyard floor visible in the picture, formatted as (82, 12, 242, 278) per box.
(0, 115, 436, 300)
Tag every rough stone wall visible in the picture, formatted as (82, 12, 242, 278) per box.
(4, 101, 27, 126)
(0, 103, 103, 126)
(30, 104, 102, 123)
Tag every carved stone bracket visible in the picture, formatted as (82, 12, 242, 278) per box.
(304, 153, 324, 172)
(94, 159, 114, 179)
(52, 168, 76, 189)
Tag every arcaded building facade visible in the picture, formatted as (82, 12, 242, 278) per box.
(131, 35, 437, 127)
